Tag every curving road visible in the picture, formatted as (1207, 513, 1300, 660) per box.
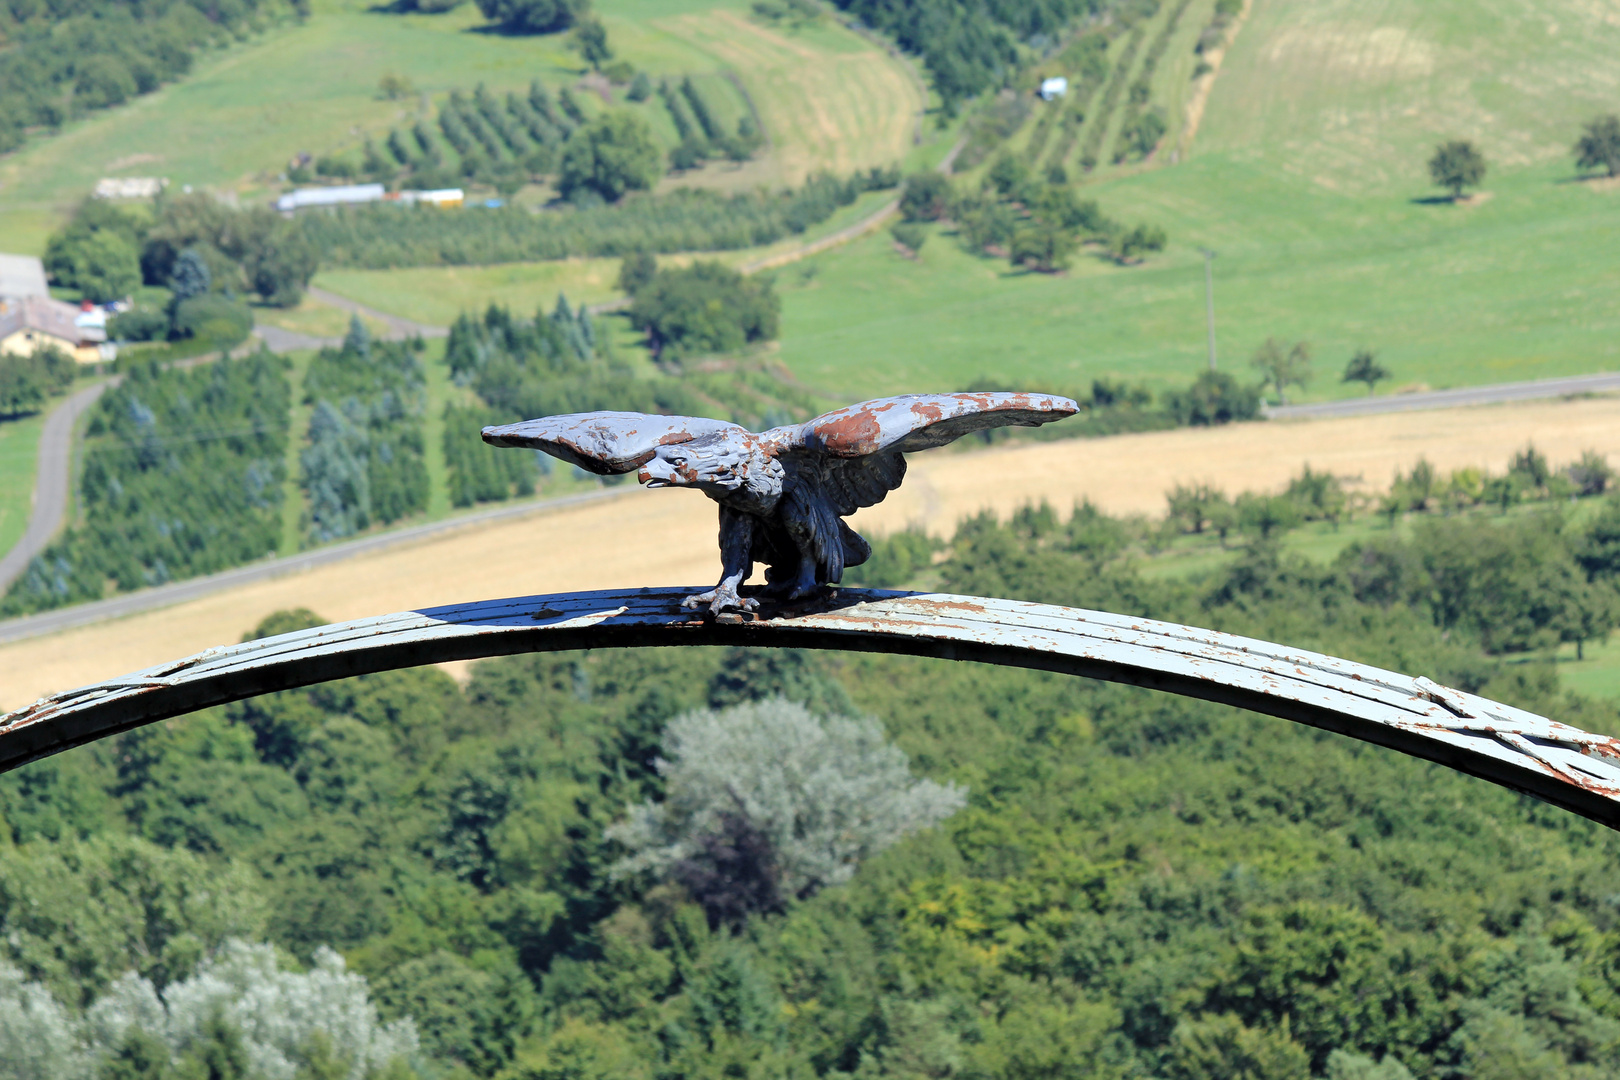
(0, 382, 109, 591)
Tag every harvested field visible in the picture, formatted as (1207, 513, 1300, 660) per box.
(4, 394, 1620, 709)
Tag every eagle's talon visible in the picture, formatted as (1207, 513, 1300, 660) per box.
(682, 589, 758, 615)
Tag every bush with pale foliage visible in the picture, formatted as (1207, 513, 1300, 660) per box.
(607, 698, 966, 900)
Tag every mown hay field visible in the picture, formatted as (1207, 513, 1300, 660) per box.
(6, 394, 1620, 709)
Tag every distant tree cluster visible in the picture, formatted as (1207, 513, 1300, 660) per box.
(294, 168, 898, 269)
(13, 482, 1620, 1076)
(2, 350, 290, 616)
(45, 193, 315, 313)
(826, 0, 1115, 108)
(931, 153, 1166, 272)
(0, 0, 287, 155)
(626, 260, 781, 361)
(661, 76, 765, 170)
(0, 346, 75, 417)
(300, 319, 430, 543)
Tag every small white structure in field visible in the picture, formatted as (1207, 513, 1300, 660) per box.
(275, 184, 387, 212)
(1039, 76, 1068, 101)
(93, 177, 168, 199)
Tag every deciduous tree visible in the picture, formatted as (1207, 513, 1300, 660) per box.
(1574, 114, 1620, 178)
(1428, 139, 1486, 199)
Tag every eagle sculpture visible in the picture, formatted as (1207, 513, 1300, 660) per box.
(482, 392, 1078, 614)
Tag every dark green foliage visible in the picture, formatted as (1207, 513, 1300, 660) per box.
(99, 1027, 174, 1080)
(0, 0, 277, 151)
(0, 345, 76, 416)
(570, 15, 612, 70)
(842, 525, 943, 587)
(475, 0, 587, 33)
(615, 251, 657, 296)
(829, 0, 1114, 107)
(1164, 369, 1262, 425)
(0, 833, 266, 1005)
(15, 490, 1620, 1075)
(1342, 349, 1389, 395)
(300, 329, 428, 542)
(141, 192, 318, 308)
(899, 170, 950, 221)
(296, 169, 897, 269)
(558, 111, 663, 203)
(1, 350, 290, 615)
(444, 403, 538, 507)
(43, 200, 144, 302)
(627, 261, 780, 359)
(1428, 139, 1487, 199)
(889, 220, 927, 253)
(1111, 0, 1189, 163)
(169, 293, 254, 347)
(1576, 114, 1620, 178)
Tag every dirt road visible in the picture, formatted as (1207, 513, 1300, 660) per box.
(3, 394, 1619, 710)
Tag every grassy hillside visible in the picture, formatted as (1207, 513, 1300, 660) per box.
(772, 0, 1620, 401)
(0, 0, 921, 254)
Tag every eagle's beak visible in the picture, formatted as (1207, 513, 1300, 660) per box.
(639, 457, 677, 487)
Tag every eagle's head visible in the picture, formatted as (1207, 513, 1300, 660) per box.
(638, 433, 782, 502)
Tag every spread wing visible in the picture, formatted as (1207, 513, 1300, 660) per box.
(482, 412, 747, 475)
(763, 392, 1078, 515)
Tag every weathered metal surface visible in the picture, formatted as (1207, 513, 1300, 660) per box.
(482, 393, 1079, 613)
(5, 587, 1620, 828)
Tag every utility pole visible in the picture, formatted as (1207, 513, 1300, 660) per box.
(1199, 248, 1217, 370)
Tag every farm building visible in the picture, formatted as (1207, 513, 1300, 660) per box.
(0, 296, 114, 364)
(1039, 77, 1068, 100)
(275, 184, 386, 212)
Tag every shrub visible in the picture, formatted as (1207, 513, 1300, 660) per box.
(890, 221, 927, 253)
(899, 171, 951, 221)
(558, 111, 664, 203)
(475, 0, 588, 33)
(170, 294, 253, 347)
(606, 698, 966, 919)
(628, 261, 780, 359)
(1165, 370, 1262, 426)
(0, 347, 75, 416)
(109, 307, 170, 342)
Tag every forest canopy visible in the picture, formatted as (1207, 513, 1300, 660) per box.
(5, 493, 1620, 1078)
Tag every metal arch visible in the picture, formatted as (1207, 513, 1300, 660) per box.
(5, 587, 1620, 828)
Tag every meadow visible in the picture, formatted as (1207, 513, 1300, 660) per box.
(279, 0, 1620, 406)
(0, 0, 920, 254)
(776, 157, 1620, 400)
(0, 411, 45, 560)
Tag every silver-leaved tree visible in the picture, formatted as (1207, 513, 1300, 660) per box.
(607, 698, 966, 927)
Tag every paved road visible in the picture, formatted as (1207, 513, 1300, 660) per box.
(0, 486, 629, 647)
(1265, 372, 1620, 420)
(0, 383, 109, 591)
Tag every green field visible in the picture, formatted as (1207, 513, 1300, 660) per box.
(291, 0, 1620, 405)
(777, 157, 1620, 399)
(0, 412, 46, 559)
(0, 0, 921, 254)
